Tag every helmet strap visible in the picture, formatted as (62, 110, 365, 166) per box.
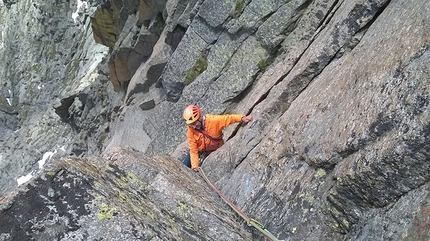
(200, 115, 206, 130)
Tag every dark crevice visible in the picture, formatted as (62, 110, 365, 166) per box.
(297, 0, 314, 12)
(310, 0, 343, 41)
(165, 25, 186, 50)
(191, 0, 321, 109)
(54, 94, 88, 133)
(193, 15, 225, 44)
(272, 1, 346, 88)
(227, 0, 395, 176)
(334, 0, 391, 59)
(361, 0, 391, 29)
(288, 0, 392, 105)
(325, 194, 353, 234)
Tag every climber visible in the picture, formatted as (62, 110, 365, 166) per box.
(182, 104, 253, 170)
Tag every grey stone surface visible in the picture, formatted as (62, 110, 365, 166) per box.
(0, 0, 429, 240)
(0, 147, 252, 240)
(0, 0, 112, 195)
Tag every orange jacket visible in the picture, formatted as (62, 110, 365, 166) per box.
(186, 114, 244, 169)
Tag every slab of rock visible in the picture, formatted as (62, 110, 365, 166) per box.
(0, 147, 254, 240)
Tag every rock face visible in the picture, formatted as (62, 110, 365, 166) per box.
(0, 0, 429, 240)
(0, 147, 252, 240)
(0, 0, 115, 196)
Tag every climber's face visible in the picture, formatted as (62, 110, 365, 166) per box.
(188, 118, 202, 130)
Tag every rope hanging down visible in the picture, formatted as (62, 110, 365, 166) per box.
(197, 168, 280, 241)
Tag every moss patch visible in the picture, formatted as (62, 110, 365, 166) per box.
(230, 0, 245, 19)
(258, 58, 268, 72)
(280, 103, 290, 114)
(184, 54, 208, 85)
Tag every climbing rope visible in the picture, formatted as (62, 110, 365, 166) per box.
(197, 168, 280, 241)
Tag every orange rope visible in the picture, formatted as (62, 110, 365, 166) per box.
(197, 168, 280, 241)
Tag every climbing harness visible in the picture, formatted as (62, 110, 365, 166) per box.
(196, 129, 224, 151)
(197, 168, 280, 241)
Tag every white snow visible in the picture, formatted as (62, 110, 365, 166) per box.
(17, 172, 33, 186)
(6, 89, 12, 106)
(16, 146, 65, 186)
(38, 150, 57, 169)
(72, 0, 88, 23)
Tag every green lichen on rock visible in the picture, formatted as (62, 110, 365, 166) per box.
(258, 58, 268, 72)
(292, 227, 297, 233)
(97, 202, 117, 220)
(342, 219, 350, 229)
(46, 171, 57, 176)
(230, 0, 245, 19)
(177, 201, 192, 219)
(127, 172, 145, 186)
(46, 169, 64, 177)
(315, 168, 327, 178)
(185, 54, 208, 85)
(280, 103, 290, 114)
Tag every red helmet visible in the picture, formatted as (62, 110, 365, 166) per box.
(183, 104, 201, 124)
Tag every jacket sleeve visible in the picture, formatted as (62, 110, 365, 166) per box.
(210, 114, 245, 131)
(186, 130, 200, 169)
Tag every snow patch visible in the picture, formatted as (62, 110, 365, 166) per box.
(16, 146, 66, 186)
(17, 173, 33, 186)
(6, 89, 12, 106)
(72, 0, 88, 23)
(38, 150, 57, 169)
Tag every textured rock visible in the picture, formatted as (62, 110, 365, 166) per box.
(106, 5, 166, 91)
(0, 0, 429, 240)
(0, 0, 112, 196)
(91, 0, 141, 48)
(0, 147, 253, 240)
(201, 0, 430, 240)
